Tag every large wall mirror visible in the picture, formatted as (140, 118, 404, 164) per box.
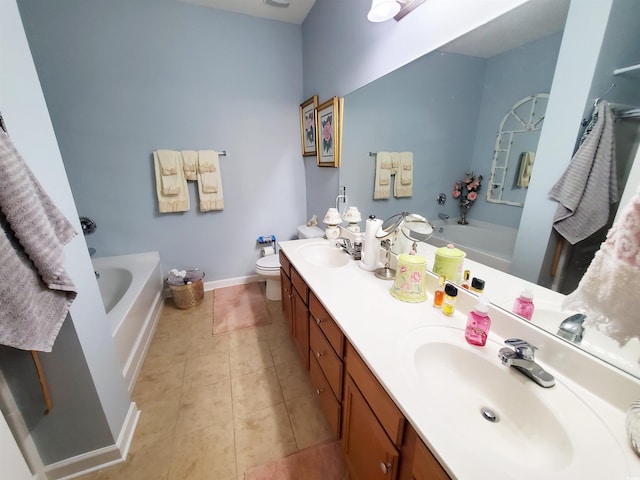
(339, 0, 640, 379)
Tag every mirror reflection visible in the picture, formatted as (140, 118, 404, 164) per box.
(486, 93, 549, 206)
(339, 0, 640, 379)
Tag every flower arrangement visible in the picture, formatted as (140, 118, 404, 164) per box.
(453, 172, 483, 205)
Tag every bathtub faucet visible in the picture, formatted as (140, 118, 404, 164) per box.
(437, 213, 449, 220)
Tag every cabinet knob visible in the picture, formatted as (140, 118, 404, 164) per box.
(315, 317, 323, 324)
(380, 462, 392, 475)
(315, 388, 323, 395)
(315, 351, 324, 358)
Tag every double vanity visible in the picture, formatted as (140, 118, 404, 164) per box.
(278, 236, 640, 479)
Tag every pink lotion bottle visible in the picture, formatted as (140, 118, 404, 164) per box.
(465, 297, 491, 346)
(513, 288, 535, 321)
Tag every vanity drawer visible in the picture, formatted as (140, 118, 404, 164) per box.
(345, 342, 405, 446)
(279, 250, 291, 277)
(309, 292, 344, 357)
(309, 352, 341, 439)
(309, 318, 343, 400)
(291, 267, 309, 304)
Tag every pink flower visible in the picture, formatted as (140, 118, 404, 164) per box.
(410, 271, 422, 283)
(323, 121, 332, 141)
(467, 191, 477, 201)
(399, 265, 407, 274)
(452, 190, 461, 198)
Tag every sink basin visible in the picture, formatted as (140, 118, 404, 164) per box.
(399, 325, 628, 479)
(299, 242, 350, 268)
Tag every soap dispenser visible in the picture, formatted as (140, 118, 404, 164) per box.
(465, 296, 491, 346)
(513, 288, 535, 321)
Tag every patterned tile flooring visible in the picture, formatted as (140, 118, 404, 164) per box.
(78, 286, 347, 479)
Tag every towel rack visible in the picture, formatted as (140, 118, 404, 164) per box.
(219, 151, 227, 156)
(369, 152, 377, 157)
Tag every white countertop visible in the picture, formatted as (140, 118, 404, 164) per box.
(280, 237, 640, 480)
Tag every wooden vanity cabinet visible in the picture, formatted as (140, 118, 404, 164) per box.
(342, 342, 406, 480)
(279, 251, 293, 333)
(308, 291, 346, 439)
(399, 424, 450, 480)
(280, 257, 450, 479)
(290, 267, 310, 369)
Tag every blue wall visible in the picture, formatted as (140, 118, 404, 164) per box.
(18, 0, 306, 280)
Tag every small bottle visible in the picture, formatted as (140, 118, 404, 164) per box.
(465, 297, 491, 346)
(513, 288, 535, 321)
(442, 283, 458, 316)
(461, 270, 471, 289)
(470, 277, 485, 294)
(353, 233, 363, 261)
(432, 275, 446, 308)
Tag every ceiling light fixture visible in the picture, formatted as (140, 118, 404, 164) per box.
(367, 0, 401, 22)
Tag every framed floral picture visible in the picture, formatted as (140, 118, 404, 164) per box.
(299, 95, 318, 156)
(316, 96, 342, 167)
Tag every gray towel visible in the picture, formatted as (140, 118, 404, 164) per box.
(548, 101, 618, 245)
(0, 130, 77, 352)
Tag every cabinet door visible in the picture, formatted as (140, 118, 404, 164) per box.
(292, 287, 309, 370)
(412, 436, 450, 480)
(280, 268, 293, 334)
(342, 376, 399, 480)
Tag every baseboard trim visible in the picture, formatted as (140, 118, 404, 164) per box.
(44, 402, 140, 480)
(203, 274, 261, 291)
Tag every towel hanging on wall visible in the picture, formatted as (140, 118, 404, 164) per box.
(197, 150, 224, 211)
(153, 150, 189, 213)
(548, 100, 618, 244)
(0, 129, 77, 351)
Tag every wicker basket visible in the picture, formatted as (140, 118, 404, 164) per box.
(167, 274, 204, 309)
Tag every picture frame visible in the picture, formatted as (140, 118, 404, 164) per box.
(299, 95, 318, 156)
(316, 96, 342, 167)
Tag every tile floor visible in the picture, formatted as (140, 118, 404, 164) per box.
(79, 286, 348, 479)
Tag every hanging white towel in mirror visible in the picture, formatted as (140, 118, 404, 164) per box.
(517, 151, 535, 188)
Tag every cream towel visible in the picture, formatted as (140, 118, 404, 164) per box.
(516, 151, 535, 187)
(153, 151, 189, 213)
(563, 183, 640, 347)
(198, 151, 217, 173)
(374, 152, 392, 199)
(548, 101, 618, 245)
(0, 130, 77, 351)
(394, 151, 413, 198)
(200, 172, 217, 193)
(197, 150, 224, 211)
(156, 149, 179, 175)
(160, 171, 181, 195)
(181, 150, 198, 181)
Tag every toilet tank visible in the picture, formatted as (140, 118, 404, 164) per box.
(297, 225, 324, 239)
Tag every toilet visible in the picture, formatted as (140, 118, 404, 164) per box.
(255, 225, 325, 301)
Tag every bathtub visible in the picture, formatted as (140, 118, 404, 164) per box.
(92, 252, 163, 393)
(426, 219, 517, 273)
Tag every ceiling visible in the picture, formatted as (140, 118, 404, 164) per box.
(441, 0, 571, 58)
(175, 0, 317, 24)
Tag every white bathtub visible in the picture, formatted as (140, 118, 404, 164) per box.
(426, 219, 517, 273)
(92, 252, 163, 393)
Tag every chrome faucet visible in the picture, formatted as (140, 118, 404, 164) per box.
(557, 313, 586, 343)
(437, 213, 449, 220)
(498, 338, 555, 388)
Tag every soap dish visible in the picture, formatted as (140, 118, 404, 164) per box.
(626, 400, 640, 457)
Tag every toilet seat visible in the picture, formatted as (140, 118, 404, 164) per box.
(256, 254, 280, 274)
